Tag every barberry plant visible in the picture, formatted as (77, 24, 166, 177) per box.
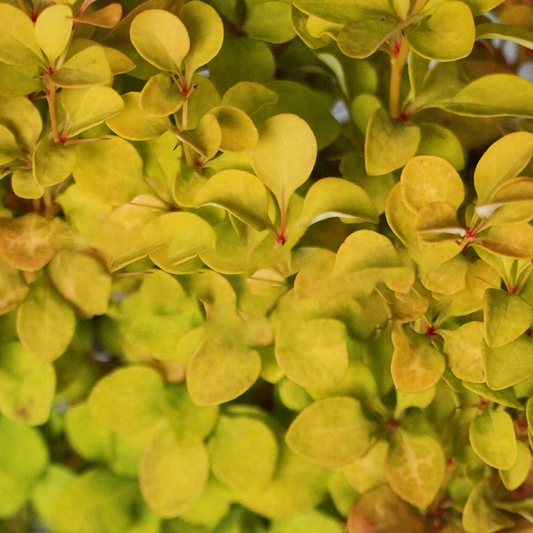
(2, 0, 533, 532)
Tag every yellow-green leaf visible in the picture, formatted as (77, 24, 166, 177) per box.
(33, 136, 76, 187)
(414, 202, 465, 243)
(139, 74, 185, 117)
(34, 5, 73, 64)
(476, 224, 533, 259)
(130, 9, 190, 74)
(178, 112, 222, 160)
(210, 105, 259, 152)
(222, 81, 279, 116)
(500, 440, 531, 491)
(51, 45, 113, 87)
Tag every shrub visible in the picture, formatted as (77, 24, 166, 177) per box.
(2, 0, 533, 531)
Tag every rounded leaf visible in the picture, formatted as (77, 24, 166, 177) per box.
(286, 396, 376, 468)
(51, 45, 113, 87)
(139, 73, 185, 117)
(33, 137, 76, 187)
(34, 5, 73, 63)
(130, 9, 190, 74)
(210, 105, 259, 152)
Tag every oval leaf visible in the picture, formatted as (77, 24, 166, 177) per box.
(210, 105, 259, 152)
(34, 5, 73, 63)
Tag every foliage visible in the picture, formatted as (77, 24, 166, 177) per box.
(3, 0, 533, 532)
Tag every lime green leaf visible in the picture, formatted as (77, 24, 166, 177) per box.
(103, 46, 135, 75)
(476, 22, 533, 51)
(250, 113, 317, 209)
(59, 86, 124, 138)
(341, 440, 388, 493)
(0, 214, 67, 272)
(464, 0, 505, 16)
(414, 202, 465, 243)
(142, 211, 216, 271)
(484, 289, 533, 348)
(140, 74, 185, 117)
(0, 258, 28, 315)
(347, 485, 425, 533)
(130, 9, 190, 74)
(290, 6, 334, 49)
(269, 509, 343, 533)
(386, 429, 445, 510)
(275, 318, 349, 390)
(286, 396, 376, 468)
(51, 45, 113, 87)
(74, 3, 122, 28)
(181, 1, 224, 76)
(208, 408, 279, 492)
(16, 275, 76, 363)
(106, 92, 172, 140)
(34, 5, 73, 64)
(365, 108, 421, 175)
(463, 382, 522, 410)
(33, 137, 76, 187)
(210, 106, 259, 152)
(292, 0, 393, 24)
(470, 410, 517, 470)
(11, 169, 44, 199)
(437, 74, 533, 117)
(140, 427, 209, 517)
(462, 480, 514, 533)
(73, 136, 148, 205)
(337, 10, 400, 59)
(0, 95, 42, 150)
(88, 365, 165, 437)
(187, 326, 261, 406)
(401, 155, 465, 213)
(242, 1, 295, 45)
(500, 440, 531, 491)
(222, 81, 278, 116)
(194, 169, 270, 230)
(474, 131, 533, 203)
(406, 2, 475, 62)
(164, 383, 219, 447)
(0, 124, 23, 165)
(0, 417, 48, 518)
(440, 322, 485, 383)
(416, 123, 465, 170)
(179, 112, 221, 160)
(350, 94, 382, 135)
(391, 326, 446, 392)
(0, 64, 42, 97)
(483, 333, 533, 390)
(475, 224, 533, 259)
(0, 341, 55, 425)
(49, 249, 112, 317)
(0, 4, 44, 67)
(300, 178, 379, 226)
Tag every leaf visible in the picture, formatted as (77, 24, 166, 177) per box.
(16, 275, 76, 363)
(341, 440, 389, 493)
(0, 341, 55, 425)
(106, 92, 172, 140)
(391, 326, 446, 392)
(0, 4, 44, 67)
(416, 123, 465, 170)
(500, 440, 531, 491)
(222, 81, 279, 116)
(11, 170, 44, 200)
(0, 258, 28, 315)
(474, 131, 533, 203)
(386, 429, 445, 510)
(462, 480, 514, 533)
(32, 137, 76, 187)
(59, 85, 124, 138)
(250, 113, 317, 210)
(300, 178, 379, 226)
(34, 4, 73, 64)
(0, 95, 42, 150)
(210, 106, 259, 152)
(73, 136, 148, 205)
(347, 485, 425, 533)
(476, 22, 533, 51)
(286, 396, 376, 468)
(75, 3, 122, 28)
(470, 410, 517, 470)
(51, 45, 113, 87)
(0, 213, 67, 272)
(0, 64, 42, 97)
(0, 417, 48, 518)
(436, 74, 533, 117)
(292, 0, 393, 24)
(88, 365, 165, 437)
(48, 249, 112, 317)
(140, 427, 209, 517)
(401, 155, 465, 213)
(406, 1, 475, 62)
(483, 333, 533, 390)
(337, 10, 400, 59)
(181, 0, 224, 76)
(208, 408, 279, 493)
(440, 322, 485, 383)
(140, 73, 185, 117)
(365, 108, 421, 176)
(462, 382, 522, 410)
(194, 169, 270, 230)
(0, 123, 23, 166)
(464, 0, 505, 16)
(484, 289, 533, 348)
(475, 224, 533, 259)
(414, 202, 465, 242)
(275, 318, 350, 390)
(179, 112, 222, 160)
(186, 325, 262, 406)
(130, 9, 190, 74)
(142, 211, 216, 272)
